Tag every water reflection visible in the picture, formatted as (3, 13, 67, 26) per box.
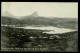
(15, 26, 76, 34)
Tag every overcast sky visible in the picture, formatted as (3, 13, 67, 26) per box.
(1, 2, 78, 18)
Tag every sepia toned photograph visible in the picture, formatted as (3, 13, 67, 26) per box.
(1, 2, 78, 52)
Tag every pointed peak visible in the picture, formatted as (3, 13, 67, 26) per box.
(33, 11, 38, 14)
(31, 11, 39, 17)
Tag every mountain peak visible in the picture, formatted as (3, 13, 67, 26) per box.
(31, 11, 39, 17)
(2, 11, 14, 18)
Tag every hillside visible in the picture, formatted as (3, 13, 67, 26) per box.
(1, 26, 78, 52)
(1, 11, 78, 30)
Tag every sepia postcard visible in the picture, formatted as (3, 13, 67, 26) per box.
(1, 2, 78, 52)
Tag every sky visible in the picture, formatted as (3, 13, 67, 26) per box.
(1, 2, 78, 18)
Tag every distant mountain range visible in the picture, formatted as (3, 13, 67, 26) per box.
(1, 11, 78, 30)
(1, 11, 15, 18)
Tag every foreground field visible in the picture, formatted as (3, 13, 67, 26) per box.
(1, 26, 78, 52)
